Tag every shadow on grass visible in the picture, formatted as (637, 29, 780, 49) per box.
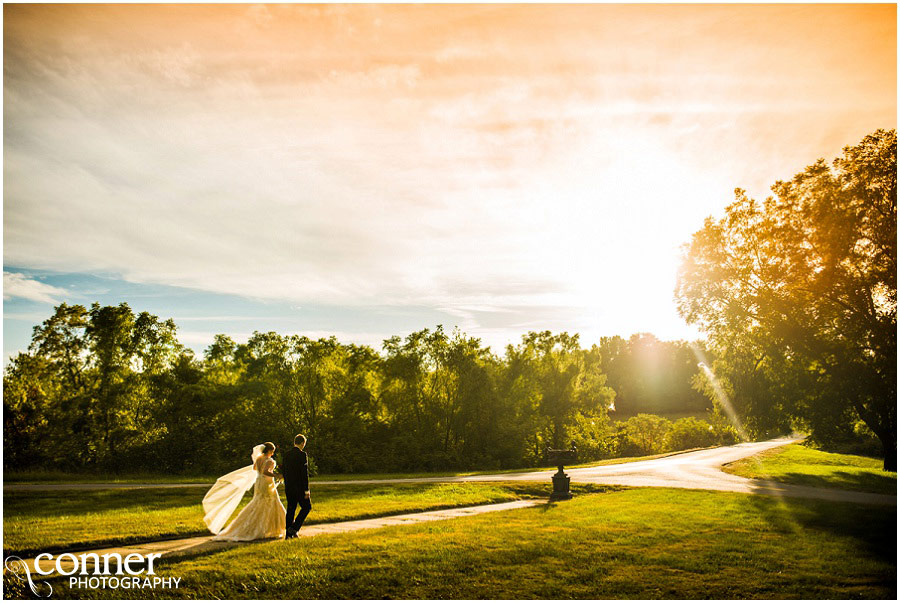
(741, 491, 897, 567)
(774, 470, 897, 495)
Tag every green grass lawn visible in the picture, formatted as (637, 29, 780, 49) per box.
(723, 444, 897, 494)
(2, 481, 613, 558)
(28, 487, 895, 600)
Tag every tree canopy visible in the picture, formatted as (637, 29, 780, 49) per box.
(675, 129, 896, 470)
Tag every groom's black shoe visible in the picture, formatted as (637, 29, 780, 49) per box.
(285, 529, 298, 539)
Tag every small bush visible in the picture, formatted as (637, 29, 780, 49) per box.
(666, 417, 717, 451)
(620, 414, 672, 455)
(707, 407, 741, 445)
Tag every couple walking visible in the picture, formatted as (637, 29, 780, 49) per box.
(202, 434, 312, 541)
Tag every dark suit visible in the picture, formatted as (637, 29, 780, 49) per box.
(282, 446, 311, 533)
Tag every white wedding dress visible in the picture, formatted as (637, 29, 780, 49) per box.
(202, 445, 286, 541)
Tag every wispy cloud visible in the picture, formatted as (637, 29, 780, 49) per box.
(170, 315, 298, 322)
(3, 4, 895, 345)
(3, 311, 56, 322)
(3, 272, 69, 304)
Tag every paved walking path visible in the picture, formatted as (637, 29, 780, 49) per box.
(10, 499, 542, 578)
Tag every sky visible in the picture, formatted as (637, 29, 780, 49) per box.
(3, 3, 897, 362)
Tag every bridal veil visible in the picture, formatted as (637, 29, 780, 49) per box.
(202, 444, 266, 534)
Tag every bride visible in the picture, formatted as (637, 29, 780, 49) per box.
(202, 442, 286, 541)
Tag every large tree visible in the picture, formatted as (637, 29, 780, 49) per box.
(675, 129, 896, 470)
(8, 302, 183, 469)
(505, 331, 614, 450)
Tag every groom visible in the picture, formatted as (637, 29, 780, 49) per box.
(282, 433, 311, 539)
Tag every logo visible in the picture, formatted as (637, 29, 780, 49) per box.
(5, 556, 52, 598)
(4, 552, 182, 598)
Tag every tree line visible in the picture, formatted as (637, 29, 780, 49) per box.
(3, 306, 736, 475)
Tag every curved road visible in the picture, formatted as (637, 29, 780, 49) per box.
(314, 437, 895, 505)
(5, 438, 895, 505)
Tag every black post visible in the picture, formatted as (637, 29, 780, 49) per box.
(550, 463, 572, 501)
(547, 442, 577, 501)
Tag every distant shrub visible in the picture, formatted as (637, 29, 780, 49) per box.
(620, 414, 672, 455)
(707, 407, 741, 445)
(666, 417, 717, 451)
(568, 412, 615, 461)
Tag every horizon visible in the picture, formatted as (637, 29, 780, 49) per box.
(3, 270, 708, 362)
(3, 3, 896, 363)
